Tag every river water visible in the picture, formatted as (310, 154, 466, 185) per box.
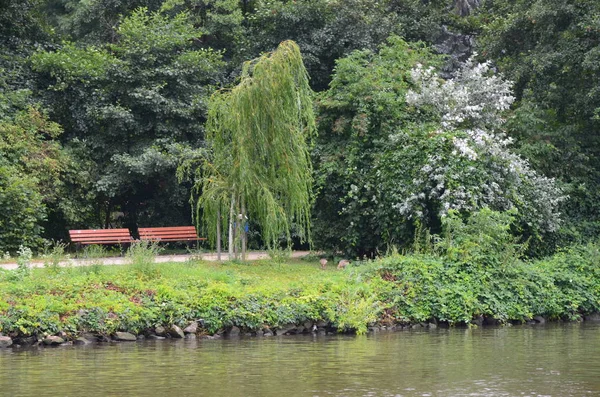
(1, 323, 599, 396)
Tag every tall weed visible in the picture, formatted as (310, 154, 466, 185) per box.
(43, 241, 68, 273)
(126, 240, 162, 279)
(80, 245, 106, 275)
(9, 245, 33, 281)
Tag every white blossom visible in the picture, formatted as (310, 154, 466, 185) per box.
(388, 57, 565, 232)
(407, 56, 515, 131)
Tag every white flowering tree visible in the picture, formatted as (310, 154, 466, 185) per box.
(385, 57, 564, 233)
(314, 39, 564, 256)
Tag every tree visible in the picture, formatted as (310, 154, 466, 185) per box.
(313, 37, 563, 257)
(476, 0, 600, 246)
(399, 58, 564, 235)
(31, 8, 225, 233)
(244, 0, 449, 91)
(0, 0, 52, 115)
(160, 0, 244, 57)
(42, 0, 164, 43)
(313, 38, 441, 256)
(0, 108, 68, 252)
(193, 40, 315, 259)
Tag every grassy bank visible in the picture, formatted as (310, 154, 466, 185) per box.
(1, 244, 599, 341)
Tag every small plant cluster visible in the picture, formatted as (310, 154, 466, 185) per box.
(42, 241, 69, 272)
(5, 245, 34, 282)
(126, 240, 163, 279)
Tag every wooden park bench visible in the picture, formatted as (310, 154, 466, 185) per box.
(68, 226, 205, 250)
(138, 226, 206, 244)
(68, 228, 133, 246)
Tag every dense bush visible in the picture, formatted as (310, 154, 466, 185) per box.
(353, 243, 600, 325)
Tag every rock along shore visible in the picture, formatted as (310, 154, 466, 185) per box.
(2, 314, 600, 349)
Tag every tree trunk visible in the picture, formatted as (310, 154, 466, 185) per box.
(123, 200, 140, 239)
(216, 209, 221, 261)
(241, 198, 247, 261)
(234, 196, 240, 260)
(228, 193, 235, 260)
(233, 219, 238, 260)
(104, 202, 112, 229)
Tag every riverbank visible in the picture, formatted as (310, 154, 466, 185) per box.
(1, 244, 599, 348)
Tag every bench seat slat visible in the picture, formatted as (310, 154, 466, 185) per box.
(70, 232, 130, 237)
(70, 234, 131, 239)
(141, 237, 206, 242)
(70, 236, 132, 241)
(69, 228, 133, 245)
(138, 226, 205, 242)
(144, 235, 203, 239)
(69, 231, 131, 235)
(138, 226, 197, 232)
(70, 235, 131, 241)
(72, 235, 131, 238)
(70, 228, 130, 234)
(77, 240, 131, 245)
(139, 232, 198, 238)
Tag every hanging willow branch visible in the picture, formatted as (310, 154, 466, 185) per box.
(197, 40, 315, 251)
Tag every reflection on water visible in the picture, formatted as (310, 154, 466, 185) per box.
(1, 323, 599, 397)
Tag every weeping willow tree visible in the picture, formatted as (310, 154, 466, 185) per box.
(196, 40, 315, 259)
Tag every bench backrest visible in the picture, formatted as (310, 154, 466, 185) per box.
(69, 228, 133, 244)
(138, 226, 205, 242)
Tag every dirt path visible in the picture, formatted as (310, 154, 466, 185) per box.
(0, 251, 312, 270)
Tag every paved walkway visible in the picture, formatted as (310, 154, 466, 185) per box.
(0, 251, 312, 270)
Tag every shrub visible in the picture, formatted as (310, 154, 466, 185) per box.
(126, 240, 163, 279)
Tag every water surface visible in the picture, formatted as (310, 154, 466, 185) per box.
(1, 323, 599, 396)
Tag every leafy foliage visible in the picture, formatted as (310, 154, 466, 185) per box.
(476, 0, 600, 248)
(403, 59, 564, 235)
(314, 38, 563, 256)
(244, 0, 449, 91)
(1, 241, 599, 337)
(42, 0, 164, 43)
(0, 0, 595, 261)
(126, 240, 163, 279)
(195, 40, 315, 252)
(434, 208, 525, 267)
(0, 108, 67, 252)
(160, 0, 244, 55)
(31, 8, 225, 232)
(313, 37, 440, 256)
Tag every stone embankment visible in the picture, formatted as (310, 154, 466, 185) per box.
(2, 314, 600, 349)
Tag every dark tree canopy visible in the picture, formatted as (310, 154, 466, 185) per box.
(477, 0, 600, 247)
(31, 8, 225, 233)
(0, 0, 595, 257)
